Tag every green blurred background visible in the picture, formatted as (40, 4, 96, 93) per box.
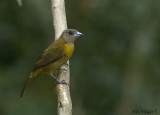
(1, 0, 160, 115)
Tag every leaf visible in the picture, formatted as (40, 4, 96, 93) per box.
(16, 0, 22, 7)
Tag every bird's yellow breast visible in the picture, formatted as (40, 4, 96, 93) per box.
(64, 43, 74, 58)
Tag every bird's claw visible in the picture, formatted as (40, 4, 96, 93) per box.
(56, 80, 68, 85)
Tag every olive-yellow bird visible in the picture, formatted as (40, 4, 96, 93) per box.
(20, 29, 83, 97)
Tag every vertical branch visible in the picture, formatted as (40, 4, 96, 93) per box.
(51, 0, 72, 115)
(51, 0, 67, 38)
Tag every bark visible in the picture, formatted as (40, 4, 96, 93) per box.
(51, 0, 72, 115)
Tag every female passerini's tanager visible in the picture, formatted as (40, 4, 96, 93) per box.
(20, 29, 83, 98)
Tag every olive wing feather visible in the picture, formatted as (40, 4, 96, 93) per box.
(32, 46, 64, 70)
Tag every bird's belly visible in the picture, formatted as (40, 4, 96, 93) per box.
(42, 59, 64, 74)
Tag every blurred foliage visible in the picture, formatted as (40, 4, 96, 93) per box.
(1, 0, 160, 115)
(16, 0, 22, 6)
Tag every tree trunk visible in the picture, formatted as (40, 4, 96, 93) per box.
(51, 0, 72, 115)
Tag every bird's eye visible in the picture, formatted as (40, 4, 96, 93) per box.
(68, 31, 73, 35)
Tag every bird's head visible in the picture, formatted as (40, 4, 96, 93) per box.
(61, 29, 83, 43)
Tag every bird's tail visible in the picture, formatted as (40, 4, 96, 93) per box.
(20, 73, 34, 98)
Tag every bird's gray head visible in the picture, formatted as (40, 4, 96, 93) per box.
(61, 29, 83, 43)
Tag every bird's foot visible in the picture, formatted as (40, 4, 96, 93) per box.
(51, 74, 68, 85)
(56, 80, 68, 85)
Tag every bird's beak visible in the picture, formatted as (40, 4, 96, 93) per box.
(73, 32, 84, 37)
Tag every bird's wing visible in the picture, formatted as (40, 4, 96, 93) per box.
(32, 46, 64, 70)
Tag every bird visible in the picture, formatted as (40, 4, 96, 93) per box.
(20, 29, 83, 98)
